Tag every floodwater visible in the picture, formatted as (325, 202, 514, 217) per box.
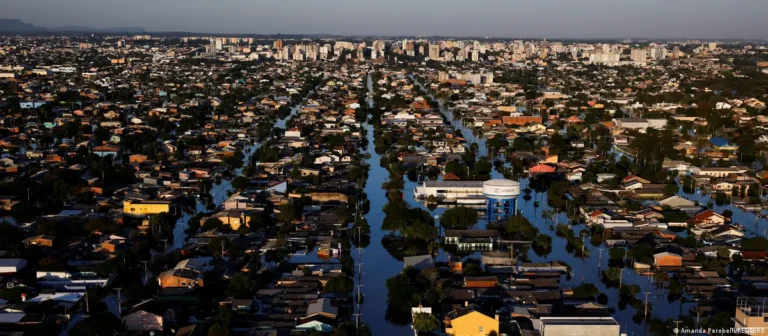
(170, 102, 306, 250)
(357, 74, 694, 335)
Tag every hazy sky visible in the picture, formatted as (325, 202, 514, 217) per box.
(5, 0, 768, 39)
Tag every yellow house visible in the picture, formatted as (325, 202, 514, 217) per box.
(446, 311, 499, 336)
(210, 210, 253, 231)
(123, 200, 171, 215)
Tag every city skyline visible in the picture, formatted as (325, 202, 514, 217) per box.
(5, 0, 768, 39)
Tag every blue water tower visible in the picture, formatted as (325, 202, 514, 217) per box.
(483, 179, 521, 222)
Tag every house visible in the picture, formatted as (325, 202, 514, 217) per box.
(22, 235, 55, 247)
(210, 210, 253, 231)
(614, 118, 667, 130)
(654, 250, 683, 267)
(285, 128, 302, 138)
(129, 154, 148, 163)
(305, 298, 338, 319)
(93, 145, 120, 157)
(314, 155, 339, 165)
(123, 200, 171, 215)
(157, 269, 203, 288)
(709, 137, 739, 151)
(530, 163, 556, 174)
(659, 195, 696, 209)
(464, 276, 498, 288)
(297, 315, 337, 333)
(0, 259, 27, 275)
(443, 173, 461, 181)
(538, 317, 620, 336)
(403, 255, 435, 270)
(596, 173, 618, 183)
(690, 210, 726, 228)
(734, 297, 768, 334)
(300, 168, 321, 177)
(444, 230, 498, 250)
(444, 309, 499, 336)
(122, 300, 176, 335)
(694, 166, 747, 178)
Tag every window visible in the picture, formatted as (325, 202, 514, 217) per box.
(181, 282, 186, 286)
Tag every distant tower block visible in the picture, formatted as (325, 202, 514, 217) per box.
(483, 179, 521, 222)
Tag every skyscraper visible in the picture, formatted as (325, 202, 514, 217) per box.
(209, 38, 216, 56)
(428, 44, 440, 60)
(274, 39, 283, 50)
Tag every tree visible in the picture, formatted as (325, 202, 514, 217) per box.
(412, 313, 439, 333)
(69, 312, 125, 336)
(572, 283, 599, 299)
(664, 184, 679, 195)
(324, 276, 354, 293)
(333, 323, 372, 336)
(202, 218, 224, 231)
(628, 243, 655, 263)
(440, 206, 478, 229)
(742, 237, 768, 251)
(444, 160, 464, 178)
(505, 215, 539, 240)
(582, 171, 596, 183)
(208, 322, 230, 336)
(463, 259, 483, 276)
(532, 234, 553, 256)
(278, 202, 298, 223)
(231, 176, 250, 190)
(609, 247, 626, 261)
(227, 273, 254, 298)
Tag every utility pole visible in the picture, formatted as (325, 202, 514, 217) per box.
(141, 261, 149, 283)
(643, 292, 651, 322)
(581, 232, 587, 257)
(116, 288, 122, 315)
(598, 248, 604, 267)
(353, 312, 361, 330)
(618, 268, 623, 289)
(162, 239, 168, 253)
(85, 290, 90, 315)
(673, 320, 681, 336)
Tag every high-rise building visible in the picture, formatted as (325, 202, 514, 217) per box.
(471, 50, 479, 62)
(708, 42, 717, 51)
(671, 46, 684, 58)
(274, 39, 283, 50)
(590, 50, 620, 66)
(428, 44, 440, 60)
(630, 48, 648, 65)
(372, 40, 385, 53)
(209, 38, 216, 56)
(650, 47, 668, 60)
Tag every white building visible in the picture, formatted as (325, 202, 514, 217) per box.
(414, 181, 484, 201)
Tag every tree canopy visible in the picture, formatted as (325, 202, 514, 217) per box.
(440, 206, 478, 229)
